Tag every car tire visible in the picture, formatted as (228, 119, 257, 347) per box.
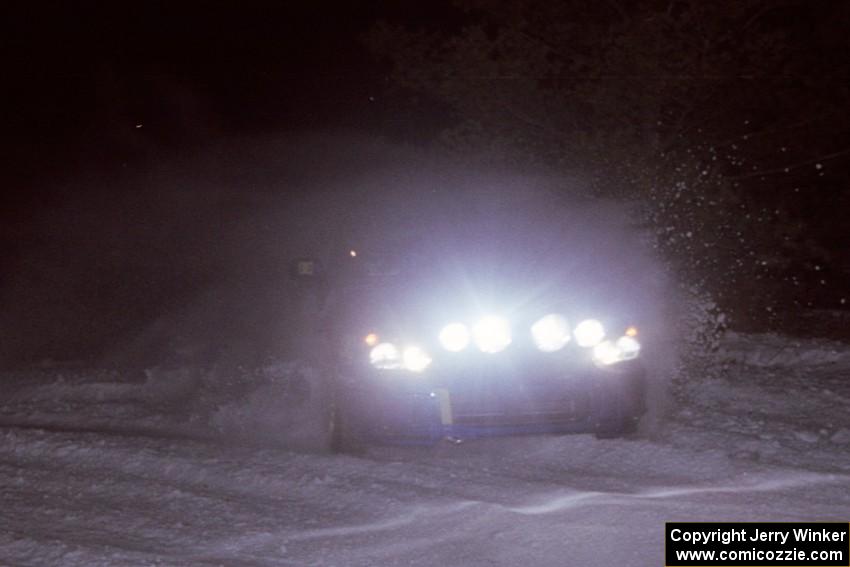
(594, 414, 640, 439)
(328, 403, 345, 453)
(328, 399, 368, 454)
(593, 372, 645, 439)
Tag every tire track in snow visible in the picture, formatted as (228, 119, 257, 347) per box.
(505, 470, 850, 515)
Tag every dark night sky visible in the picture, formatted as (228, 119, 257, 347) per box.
(5, 3, 357, 154)
(3, 1, 454, 193)
(1, 1, 848, 364)
(0, 1, 461, 363)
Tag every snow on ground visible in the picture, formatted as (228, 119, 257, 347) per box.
(665, 332, 850, 472)
(1, 331, 849, 566)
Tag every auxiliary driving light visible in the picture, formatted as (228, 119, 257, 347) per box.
(531, 314, 571, 352)
(402, 346, 432, 372)
(615, 335, 641, 359)
(438, 322, 470, 352)
(574, 319, 605, 348)
(592, 335, 642, 366)
(472, 316, 512, 353)
(592, 340, 621, 365)
(369, 342, 400, 369)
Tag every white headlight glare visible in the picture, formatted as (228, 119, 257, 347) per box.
(472, 316, 512, 353)
(369, 342, 401, 369)
(438, 322, 470, 352)
(531, 314, 571, 352)
(616, 335, 641, 360)
(592, 340, 621, 365)
(402, 346, 432, 372)
(574, 319, 605, 347)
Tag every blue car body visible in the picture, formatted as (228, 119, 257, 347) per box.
(332, 334, 646, 446)
(326, 254, 649, 448)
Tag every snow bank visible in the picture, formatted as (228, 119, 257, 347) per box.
(719, 331, 850, 367)
(667, 331, 850, 472)
(192, 361, 333, 451)
(1, 361, 335, 452)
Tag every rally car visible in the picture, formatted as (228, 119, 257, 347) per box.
(319, 251, 648, 449)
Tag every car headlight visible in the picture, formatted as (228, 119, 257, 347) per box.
(592, 340, 621, 365)
(438, 322, 470, 352)
(472, 316, 512, 353)
(369, 342, 401, 369)
(615, 335, 641, 360)
(402, 345, 432, 372)
(593, 335, 642, 365)
(369, 342, 432, 372)
(531, 314, 571, 352)
(574, 319, 605, 347)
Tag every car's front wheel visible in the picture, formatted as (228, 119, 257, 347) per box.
(592, 368, 646, 439)
(327, 392, 369, 454)
(594, 413, 640, 439)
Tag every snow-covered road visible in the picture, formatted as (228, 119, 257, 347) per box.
(2, 333, 849, 566)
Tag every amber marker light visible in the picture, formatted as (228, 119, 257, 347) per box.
(364, 333, 379, 347)
(625, 326, 638, 337)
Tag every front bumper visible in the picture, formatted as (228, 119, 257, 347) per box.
(334, 359, 646, 444)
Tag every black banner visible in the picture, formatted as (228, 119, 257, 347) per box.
(666, 522, 849, 566)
